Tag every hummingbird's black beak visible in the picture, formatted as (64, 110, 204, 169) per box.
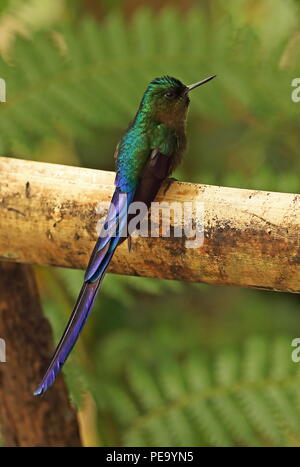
(186, 75, 217, 92)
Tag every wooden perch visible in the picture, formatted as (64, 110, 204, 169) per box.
(0, 261, 81, 447)
(0, 156, 300, 293)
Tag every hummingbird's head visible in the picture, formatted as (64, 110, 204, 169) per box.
(140, 75, 216, 128)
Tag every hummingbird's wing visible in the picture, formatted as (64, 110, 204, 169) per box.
(34, 149, 172, 395)
(132, 149, 172, 206)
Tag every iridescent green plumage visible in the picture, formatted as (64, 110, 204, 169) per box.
(116, 76, 189, 192)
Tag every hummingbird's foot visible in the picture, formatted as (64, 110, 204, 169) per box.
(163, 177, 178, 196)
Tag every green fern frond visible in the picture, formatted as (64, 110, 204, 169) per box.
(104, 336, 300, 447)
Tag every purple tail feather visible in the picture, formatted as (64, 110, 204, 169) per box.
(34, 278, 102, 395)
(34, 187, 133, 395)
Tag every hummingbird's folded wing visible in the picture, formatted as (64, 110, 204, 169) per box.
(132, 149, 173, 206)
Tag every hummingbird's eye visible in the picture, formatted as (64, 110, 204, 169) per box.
(164, 91, 176, 100)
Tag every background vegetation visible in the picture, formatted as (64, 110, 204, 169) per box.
(1, 0, 300, 446)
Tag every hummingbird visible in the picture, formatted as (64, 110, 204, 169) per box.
(34, 74, 216, 395)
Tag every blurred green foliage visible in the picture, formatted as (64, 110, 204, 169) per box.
(1, 0, 300, 446)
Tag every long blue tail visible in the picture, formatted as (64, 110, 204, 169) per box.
(34, 188, 133, 395)
(34, 279, 103, 395)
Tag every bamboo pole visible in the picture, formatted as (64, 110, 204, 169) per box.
(0, 156, 300, 293)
